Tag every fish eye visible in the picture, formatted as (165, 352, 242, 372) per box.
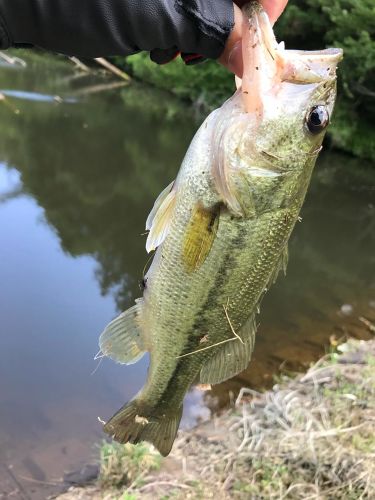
(306, 106, 330, 134)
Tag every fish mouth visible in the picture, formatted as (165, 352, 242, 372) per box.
(240, 3, 343, 115)
(288, 48, 343, 58)
(282, 48, 343, 83)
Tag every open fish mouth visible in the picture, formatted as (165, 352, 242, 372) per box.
(239, 3, 343, 118)
(281, 48, 343, 83)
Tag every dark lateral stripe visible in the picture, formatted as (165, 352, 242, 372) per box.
(154, 226, 247, 409)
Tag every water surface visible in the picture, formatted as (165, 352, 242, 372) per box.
(0, 52, 374, 497)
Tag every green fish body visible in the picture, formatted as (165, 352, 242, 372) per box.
(100, 3, 342, 456)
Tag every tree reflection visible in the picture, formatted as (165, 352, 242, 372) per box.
(0, 58, 374, 318)
(0, 77, 197, 309)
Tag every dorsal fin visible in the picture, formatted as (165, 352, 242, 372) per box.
(146, 182, 176, 253)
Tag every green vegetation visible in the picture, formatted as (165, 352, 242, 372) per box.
(277, 0, 375, 162)
(122, 54, 234, 111)
(121, 0, 375, 161)
(99, 441, 161, 490)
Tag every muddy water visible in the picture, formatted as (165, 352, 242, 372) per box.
(0, 52, 374, 498)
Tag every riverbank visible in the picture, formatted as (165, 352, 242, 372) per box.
(59, 337, 375, 499)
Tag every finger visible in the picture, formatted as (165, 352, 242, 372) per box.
(260, 0, 288, 25)
(218, 4, 244, 77)
(234, 0, 288, 25)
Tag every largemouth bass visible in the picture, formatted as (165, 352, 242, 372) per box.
(99, 2, 342, 456)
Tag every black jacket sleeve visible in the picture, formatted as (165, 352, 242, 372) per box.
(0, 0, 234, 60)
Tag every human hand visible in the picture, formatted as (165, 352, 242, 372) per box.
(219, 1, 288, 77)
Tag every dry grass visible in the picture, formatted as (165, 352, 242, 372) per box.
(59, 339, 375, 499)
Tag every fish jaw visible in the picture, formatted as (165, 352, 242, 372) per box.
(281, 48, 343, 84)
(240, 2, 343, 124)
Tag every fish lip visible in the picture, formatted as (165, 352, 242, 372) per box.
(281, 47, 343, 85)
(286, 48, 344, 62)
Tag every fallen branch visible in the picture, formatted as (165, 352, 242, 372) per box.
(94, 58, 131, 81)
(359, 316, 375, 334)
(74, 81, 128, 96)
(68, 56, 90, 73)
(0, 51, 26, 67)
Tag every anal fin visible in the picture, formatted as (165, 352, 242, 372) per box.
(99, 300, 146, 365)
(200, 313, 256, 384)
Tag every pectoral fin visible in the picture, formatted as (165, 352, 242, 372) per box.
(182, 204, 220, 273)
(99, 300, 146, 365)
(146, 181, 176, 253)
(200, 314, 256, 384)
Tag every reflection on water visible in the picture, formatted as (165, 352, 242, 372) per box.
(0, 89, 78, 103)
(0, 51, 374, 495)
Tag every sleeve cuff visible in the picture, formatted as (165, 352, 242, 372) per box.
(0, 12, 11, 49)
(174, 0, 234, 60)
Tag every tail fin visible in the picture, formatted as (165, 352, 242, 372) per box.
(103, 400, 183, 457)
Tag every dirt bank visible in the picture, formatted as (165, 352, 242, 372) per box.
(58, 338, 375, 499)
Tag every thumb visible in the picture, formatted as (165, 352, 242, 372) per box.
(218, 4, 244, 77)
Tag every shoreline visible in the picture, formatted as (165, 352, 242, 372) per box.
(58, 336, 375, 499)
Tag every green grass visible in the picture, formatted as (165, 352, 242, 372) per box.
(99, 441, 161, 490)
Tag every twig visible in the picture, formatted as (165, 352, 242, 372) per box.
(0, 51, 26, 67)
(68, 56, 90, 72)
(176, 337, 236, 359)
(223, 299, 244, 344)
(17, 475, 60, 487)
(74, 81, 128, 96)
(137, 480, 192, 492)
(280, 423, 365, 442)
(94, 58, 131, 81)
(359, 316, 375, 334)
(3, 465, 31, 500)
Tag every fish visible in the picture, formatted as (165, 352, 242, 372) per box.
(99, 2, 343, 456)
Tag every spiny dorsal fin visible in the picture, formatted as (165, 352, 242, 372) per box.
(200, 313, 256, 384)
(182, 203, 220, 273)
(146, 182, 176, 253)
(99, 300, 146, 365)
